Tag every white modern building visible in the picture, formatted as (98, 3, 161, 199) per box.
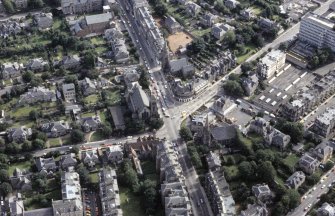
(257, 50, 286, 79)
(299, 12, 335, 52)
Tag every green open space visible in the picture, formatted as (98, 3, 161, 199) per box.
(104, 89, 121, 105)
(191, 28, 211, 38)
(250, 6, 263, 16)
(81, 112, 96, 118)
(120, 187, 146, 216)
(89, 171, 100, 184)
(48, 138, 61, 148)
(8, 160, 31, 175)
(84, 94, 100, 104)
(141, 160, 157, 182)
(237, 44, 257, 64)
(283, 154, 299, 168)
(90, 131, 105, 142)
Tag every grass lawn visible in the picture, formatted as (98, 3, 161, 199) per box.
(84, 94, 99, 104)
(81, 112, 96, 118)
(90, 37, 106, 46)
(283, 154, 299, 168)
(11, 106, 36, 118)
(251, 6, 263, 16)
(120, 187, 146, 216)
(11, 119, 35, 128)
(90, 131, 105, 142)
(48, 138, 61, 148)
(8, 161, 31, 175)
(99, 110, 108, 124)
(61, 135, 72, 146)
(191, 28, 211, 38)
(223, 165, 239, 179)
(248, 133, 264, 144)
(104, 89, 121, 105)
(141, 160, 158, 182)
(89, 171, 100, 184)
(237, 48, 257, 64)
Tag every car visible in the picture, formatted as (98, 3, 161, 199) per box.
(165, 85, 168, 89)
(313, 187, 317, 191)
(136, 40, 139, 43)
(200, 199, 204, 204)
(302, 195, 307, 200)
(321, 184, 326, 189)
(308, 204, 312, 208)
(329, 184, 332, 188)
(304, 207, 308, 211)
(197, 201, 200, 207)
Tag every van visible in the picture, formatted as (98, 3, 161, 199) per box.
(236, 99, 242, 105)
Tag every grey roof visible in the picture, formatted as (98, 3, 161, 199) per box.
(35, 157, 57, 172)
(60, 153, 77, 168)
(252, 184, 271, 198)
(210, 125, 236, 141)
(62, 83, 75, 92)
(108, 106, 125, 129)
(169, 58, 189, 72)
(128, 82, 150, 111)
(41, 121, 70, 133)
(85, 13, 112, 25)
(24, 208, 53, 216)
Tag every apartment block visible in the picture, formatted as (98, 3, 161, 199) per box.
(282, 70, 335, 121)
(257, 50, 286, 79)
(205, 169, 236, 215)
(61, 0, 103, 15)
(312, 108, 335, 138)
(299, 12, 335, 52)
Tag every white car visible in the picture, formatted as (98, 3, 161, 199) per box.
(321, 184, 326, 189)
(313, 187, 317, 191)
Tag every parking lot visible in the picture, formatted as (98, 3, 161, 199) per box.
(253, 64, 316, 114)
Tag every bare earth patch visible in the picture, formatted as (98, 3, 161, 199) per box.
(167, 31, 193, 53)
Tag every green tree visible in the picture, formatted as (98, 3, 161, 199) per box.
(0, 169, 9, 183)
(101, 124, 113, 138)
(154, 3, 167, 16)
(241, 62, 253, 74)
(141, 180, 157, 214)
(225, 31, 236, 45)
(76, 163, 91, 186)
(81, 51, 96, 69)
(258, 161, 276, 183)
(120, 159, 140, 192)
(0, 182, 12, 196)
(282, 189, 300, 210)
(139, 68, 149, 89)
(148, 118, 164, 130)
(179, 126, 192, 141)
(276, 119, 304, 143)
(223, 80, 244, 97)
(238, 161, 255, 180)
(70, 129, 85, 143)
(29, 109, 41, 121)
(28, 0, 44, 8)
(32, 139, 45, 149)
(22, 71, 34, 83)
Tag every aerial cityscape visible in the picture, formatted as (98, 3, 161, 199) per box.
(0, 0, 335, 215)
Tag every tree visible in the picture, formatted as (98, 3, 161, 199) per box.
(0, 182, 12, 196)
(29, 109, 41, 121)
(28, 0, 44, 8)
(70, 129, 85, 143)
(223, 80, 244, 97)
(282, 189, 300, 210)
(187, 38, 206, 55)
(41, 72, 51, 80)
(120, 159, 140, 192)
(32, 139, 45, 150)
(238, 161, 255, 180)
(154, 3, 167, 16)
(101, 124, 113, 138)
(241, 62, 253, 74)
(253, 35, 265, 47)
(258, 161, 276, 183)
(141, 180, 157, 214)
(22, 71, 34, 83)
(3, 0, 15, 13)
(148, 118, 164, 130)
(76, 163, 91, 186)
(225, 31, 236, 45)
(31, 173, 47, 192)
(179, 126, 192, 141)
(139, 68, 149, 90)
(276, 119, 304, 143)
(81, 51, 96, 69)
(0, 169, 9, 183)
(324, 161, 334, 172)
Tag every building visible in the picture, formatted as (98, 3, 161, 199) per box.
(211, 23, 235, 40)
(242, 73, 259, 96)
(18, 86, 56, 105)
(313, 143, 333, 164)
(282, 70, 335, 121)
(201, 12, 217, 27)
(205, 169, 236, 215)
(8, 194, 24, 216)
(126, 82, 157, 119)
(225, 0, 239, 9)
(206, 151, 222, 171)
(257, 50, 286, 79)
(99, 167, 122, 216)
(61, 0, 103, 14)
(258, 17, 278, 32)
(252, 184, 272, 203)
(0, 20, 24, 38)
(108, 106, 126, 130)
(104, 145, 124, 164)
(70, 12, 113, 37)
(62, 83, 76, 102)
(104, 28, 129, 63)
(60, 153, 77, 170)
(240, 8, 255, 20)
(210, 97, 236, 119)
(1, 62, 21, 79)
(134, 6, 165, 63)
(317, 202, 335, 216)
(208, 50, 236, 80)
(299, 12, 335, 52)
(312, 108, 335, 138)
(35, 157, 57, 173)
(185, 1, 201, 16)
(165, 15, 182, 34)
(202, 119, 237, 146)
(32, 13, 53, 29)
(81, 115, 101, 132)
(59, 55, 81, 69)
(25, 58, 48, 71)
(10, 168, 32, 192)
(52, 199, 83, 216)
(168, 58, 195, 77)
(7, 126, 32, 143)
(80, 148, 100, 168)
(285, 171, 306, 189)
(299, 153, 320, 174)
(41, 121, 71, 138)
(79, 77, 96, 96)
(157, 141, 192, 215)
(240, 204, 268, 216)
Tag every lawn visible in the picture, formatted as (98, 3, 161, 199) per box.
(8, 161, 31, 175)
(251, 6, 263, 16)
(90, 37, 106, 46)
(11, 106, 36, 118)
(237, 45, 257, 64)
(90, 131, 105, 142)
(99, 110, 109, 124)
(104, 89, 121, 105)
(223, 165, 239, 179)
(120, 187, 146, 216)
(283, 154, 299, 168)
(89, 171, 100, 184)
(84, 94, 99, 104)
(48, 138, 61, 148)
(81, 112, 96, 118)
(191, 28, 211, 38)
